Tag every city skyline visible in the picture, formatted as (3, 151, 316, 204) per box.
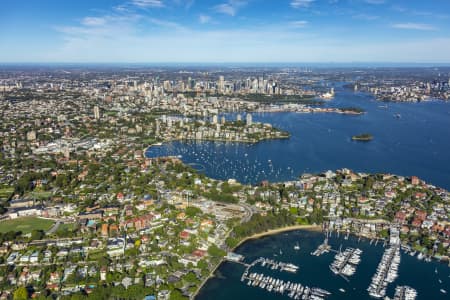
(1, 0, 450, 63)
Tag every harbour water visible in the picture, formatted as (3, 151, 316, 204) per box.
(145, 85, 450, 190)
(196, 230, 450, 300)
(144, 85, 450, 298)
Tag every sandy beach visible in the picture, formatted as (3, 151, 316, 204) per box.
(231, 224, 322, 251)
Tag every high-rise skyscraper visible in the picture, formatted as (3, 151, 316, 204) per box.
(246, 113, 252, 126)
(218, 76, 225, 93)
(94, 106, 100, 120)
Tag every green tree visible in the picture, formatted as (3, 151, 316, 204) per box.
(185, 206, 201, 217)
(207, 244, 226, 258)
(31, 229, 45, 241)
(184, 272, 198, 283)
(169, 289, 187, 300)
(13, 287, 28, 300)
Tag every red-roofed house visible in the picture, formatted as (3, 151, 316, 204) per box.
(101, 224, 109, 237)
(117, 192, 124, 202)
(415, 210, 427, 221)
(412, 218, 422, 228)
(395, 211, 407, 224)
(192, 249, 206, 258)
(179, 231, 190, 240)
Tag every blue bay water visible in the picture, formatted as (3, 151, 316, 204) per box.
(145, 86, 450, 298)
(195, 230, 450, 300)
(146, 86, 450, 190)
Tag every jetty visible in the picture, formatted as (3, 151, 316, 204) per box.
(394, 286, 417, 300)
(311, 238, 331, 256)
(367, 246, 401, 298)
(240, 257, 300, 276)
(242, 271, 331, 299)
(232, 255, 332, 299)
(329, 247, 362, 281)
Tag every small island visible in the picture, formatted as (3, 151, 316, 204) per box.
(352, 133, 373, 141)
(340, 107, 366, 114)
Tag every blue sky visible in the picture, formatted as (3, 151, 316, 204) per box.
(1, 0, 450, 63)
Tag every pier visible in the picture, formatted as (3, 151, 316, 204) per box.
(311, 237, 331, 256)
(394, 286, 417, 300)
(367, 246, 401, 298)
(242, 257, 300, 277)
(242, 272, 331, 299)
(229, 255, 332, 299)
(329, 247, 362, 281)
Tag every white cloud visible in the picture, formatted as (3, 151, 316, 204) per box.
(199, 14, 211, 24)
(174, 0, 195, 9)
(392, 23, 437, 31)
(148, 18, 186, 30)
(45, 30, 450, 63)
(215, 4, 235, 16)
(214, 1, 247, 16)
(15, 0, 447, 63)
(113, 5, 131, 13)
(131, 0, 164, 8)
(56, 13, 143, 39)
(291, 0, 315, 8)
(290, 20, 309, 28)
(81, 17, 106, 26)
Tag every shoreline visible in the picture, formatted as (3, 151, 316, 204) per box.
(231, 224, 322, 251)
(146, 134, 290, 147)
(192, 224, 321, 299)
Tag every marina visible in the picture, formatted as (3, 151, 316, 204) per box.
(329, 247, 363, 280)
(229, 256, 301, 275)
(197, 229, 450, 300)
(242, 272, 331, 300)
(234, 256, 327, 299)
(311, 238, 331, 256)
(367, 246, 401, 298)
(393, 286, 417, 300)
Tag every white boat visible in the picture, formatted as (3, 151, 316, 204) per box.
(339, 288, 345, 293)
(294, 242, 300, 251)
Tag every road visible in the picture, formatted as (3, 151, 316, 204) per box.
(239, 202, 258, 223)
(47, 221, 61, 235)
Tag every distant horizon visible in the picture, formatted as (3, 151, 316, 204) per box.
(2, 62, 450, 68)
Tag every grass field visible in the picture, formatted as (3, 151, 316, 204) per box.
(57, 223, 76, 232)
(29, 190, 53, 200)
(0, 187, 14, 199)
(0, 217, 55, 234)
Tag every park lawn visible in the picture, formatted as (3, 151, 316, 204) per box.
(0, 187, 14, 199)
(58, 223, 75, 231)
(0, 217, 54, 234)
(29, 190, 53, 200)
